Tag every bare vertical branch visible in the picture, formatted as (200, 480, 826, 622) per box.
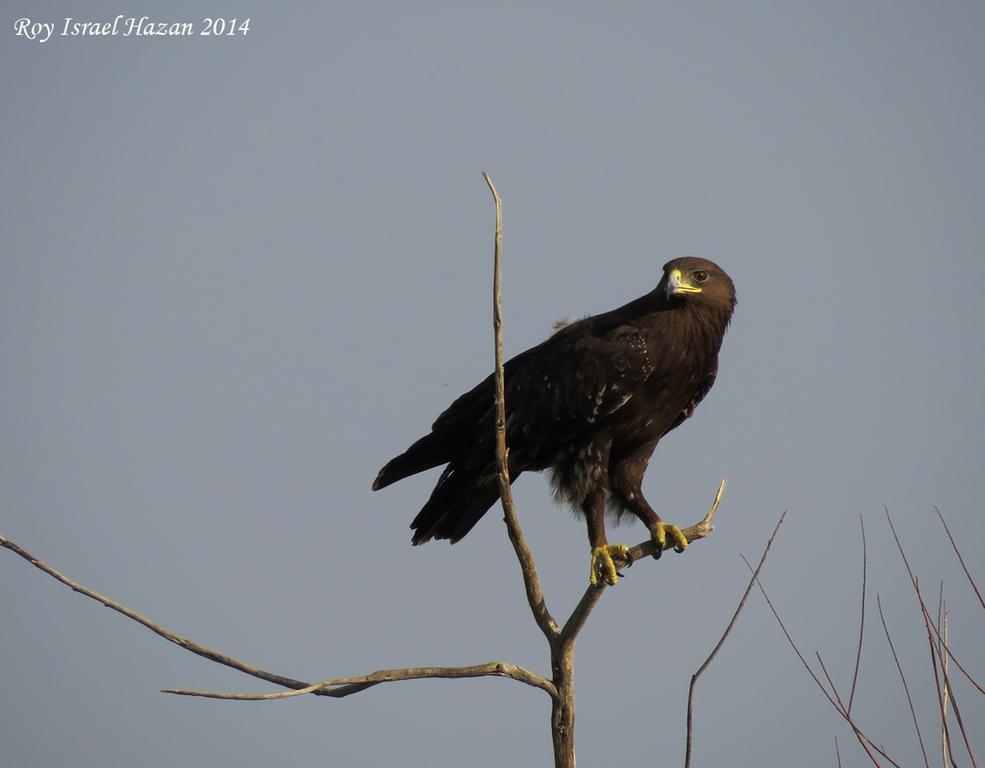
(941, 639, 978, 768)
(876, 594, 931, 768)
(940, 599, 950, 768)
(915, 579, 959, 768)
(848, 513, 867, 714)
(482, 173, 572, 768)
(887, 508, 983, 768)
(916, 582, 976, 768)
(482, 171, 560, 645)
(835, 735, 843, 768)
(684, 510, 786, 768)
(884, 511, 959, 768)
(928, 628, 985, 696)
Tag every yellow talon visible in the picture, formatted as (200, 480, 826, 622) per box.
(590, 544, 631, 586)
(652, 522, 688, 555)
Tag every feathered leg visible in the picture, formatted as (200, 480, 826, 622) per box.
(610, 446, 688, 559)
(584, 489, 630, 586)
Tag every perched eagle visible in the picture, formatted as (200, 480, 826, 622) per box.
(373, 258, 736, 585)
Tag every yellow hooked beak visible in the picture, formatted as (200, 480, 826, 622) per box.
(668, 268, 702, 297)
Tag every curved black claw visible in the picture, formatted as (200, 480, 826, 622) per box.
(650, 521, 689, 559)
(589, 544, 631, 586)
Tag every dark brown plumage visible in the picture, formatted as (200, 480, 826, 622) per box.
(373, 257, 736, 584)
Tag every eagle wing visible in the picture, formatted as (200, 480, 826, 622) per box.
(504, 323, 657, 452)
(372, 321, 657, 494)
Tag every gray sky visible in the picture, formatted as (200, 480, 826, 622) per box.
(2, 2, 983, 766)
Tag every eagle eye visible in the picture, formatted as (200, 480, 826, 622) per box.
(693, 270, 709, 283)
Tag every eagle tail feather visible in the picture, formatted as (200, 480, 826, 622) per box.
(410, 465, 502, 544)
(372, 433, 454, 491)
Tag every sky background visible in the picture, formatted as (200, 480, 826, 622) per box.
(2, 2, 984, 766)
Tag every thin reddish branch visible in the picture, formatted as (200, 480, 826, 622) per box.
(745, 556, 904, 768)
(847, 513, 867, 714)
(883, 511, 966, 767)
(938, 586, 950, 768)
(884, 510, 984, 695)
(937, 618, 977, 768)
(915, 580, 975, 768)
(684, 510, 786, 768)
(926, 613, 985, 695)
(876, 594, 931, 768)
(935, 506, 985, 612)
(744, 554, 841, 711)
(916, 579, 959, 768)
(816, 652, 899, 768)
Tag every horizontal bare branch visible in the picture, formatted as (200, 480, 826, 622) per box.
(0, 533, 553, 701)
(163, 661, 556, 700)
(0, 534, 316, 693)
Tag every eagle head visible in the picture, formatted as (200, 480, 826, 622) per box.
(661, 257, 736, 317)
